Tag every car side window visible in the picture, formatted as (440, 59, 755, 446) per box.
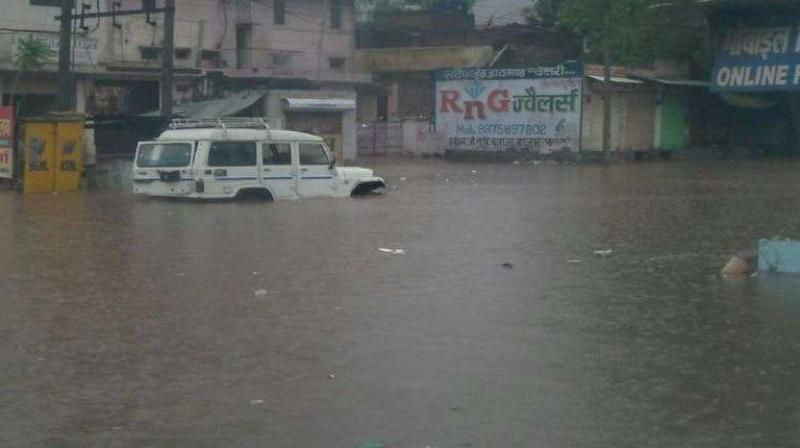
(263, 143, 292, 166)
(208, 141, 257, 167)
(298, 143, 329, 165)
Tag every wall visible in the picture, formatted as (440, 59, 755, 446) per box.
(264, 88, 357, 161)
(187, 0, 360, 82)
(402, 118, 444, 155)
(105, 0, 200, 70)
(356, 46, 493, 72)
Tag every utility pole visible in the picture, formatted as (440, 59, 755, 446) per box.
(161, 0, 175, 118)
(57, 0, 73, 111)
(601, 2, 612, 160)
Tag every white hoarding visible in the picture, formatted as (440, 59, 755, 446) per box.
(435, 64, 583, 153)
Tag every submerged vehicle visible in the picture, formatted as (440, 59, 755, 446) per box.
(132, 118, 385, 200)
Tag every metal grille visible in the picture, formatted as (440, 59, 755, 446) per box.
(357, 121, 404, 155)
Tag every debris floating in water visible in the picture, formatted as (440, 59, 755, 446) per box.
(501, 262, 514, 269)
(593, 249, 613, 257)
(378, 248, 406, 255)
(250, 399, 264, 405)
(567, 259, 582, 264)
(254, 289, 268, 297)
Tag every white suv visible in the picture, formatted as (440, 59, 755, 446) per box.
(132, 119, 385, 200)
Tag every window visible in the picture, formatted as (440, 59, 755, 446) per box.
(142, 0, 155, 10)
(140, 47, 160, 60)
(208, 141, 257, 167)
(136, 143, 192, 168)
(263, 143, 292, 166)
(331, 0, 342, 29)
(298, 144, 330, 165)
(272, 53, 292, 67)
(329, 57, 345, 70)
(377, 95, 389, 121)
(235, 24, 252, 69)
(274, 0, 286, 25)
(175, 48, 191, 60)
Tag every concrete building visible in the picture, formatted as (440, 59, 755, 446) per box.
(0, 0, 369, 165)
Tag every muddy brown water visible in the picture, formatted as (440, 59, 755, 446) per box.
(2, 157, 800, 448)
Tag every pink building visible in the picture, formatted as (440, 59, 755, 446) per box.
(0, 0, 370, 161)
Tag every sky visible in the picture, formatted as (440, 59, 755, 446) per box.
(472, 0, 530, 26)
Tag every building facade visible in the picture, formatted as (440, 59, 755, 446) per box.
(0, 0, 369, 164)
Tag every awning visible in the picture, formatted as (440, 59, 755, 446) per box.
(282, 98, 356, 111)
(587, 75, 644, 84)
(141, 91, 266, 118)
(637, 76, 710, 88)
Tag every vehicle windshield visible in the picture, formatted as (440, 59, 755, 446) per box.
(136, 143, 192, 168)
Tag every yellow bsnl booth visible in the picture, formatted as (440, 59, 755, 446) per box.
(23, 115, 84, 194)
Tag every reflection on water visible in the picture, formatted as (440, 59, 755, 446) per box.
(2, 158, 800, 447)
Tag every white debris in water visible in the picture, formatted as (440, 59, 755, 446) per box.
(567, 259, 582, 264)
(254, 289, 268, 297)
(328, 372, 336, 379)
(379, 248, 406, 255)
(250, 399, 265, 405)
(471, 170, 477, 174)
(400, 177, 407, 181)
(593, 249, 613, 257)
(252, 271, 259, 276)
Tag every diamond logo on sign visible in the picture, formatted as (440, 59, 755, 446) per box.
(464, 80, 486, 99)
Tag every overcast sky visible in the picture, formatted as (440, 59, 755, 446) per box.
(472, 0, 530, 26)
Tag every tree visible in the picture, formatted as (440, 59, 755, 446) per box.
(529, 0, 709, 70)
(10, 35, 55, 109)
(526, 0, 561, 27)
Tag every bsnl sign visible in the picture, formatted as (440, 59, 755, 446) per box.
(435, 64, 583, 153)
(712, 13, 800, 92)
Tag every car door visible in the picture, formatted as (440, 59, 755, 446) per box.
(296, 142, 336, 198)
(204, 140, 258, 197)
(260, 142, 297, 199)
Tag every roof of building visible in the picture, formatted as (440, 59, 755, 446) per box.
(142, 91, 266, 118)
(156, 128, 324, 143)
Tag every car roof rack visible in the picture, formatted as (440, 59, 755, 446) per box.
(169, 117, 271, 131)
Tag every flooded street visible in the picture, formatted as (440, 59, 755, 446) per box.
(3, 157, 800, 448)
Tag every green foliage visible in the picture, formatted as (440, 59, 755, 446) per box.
(527, 0, 561, 27)
(14, 34, 55, 71)
(529, 0, 709, 68)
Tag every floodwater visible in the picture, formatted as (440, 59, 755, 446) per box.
(2, 157, 800, 448)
